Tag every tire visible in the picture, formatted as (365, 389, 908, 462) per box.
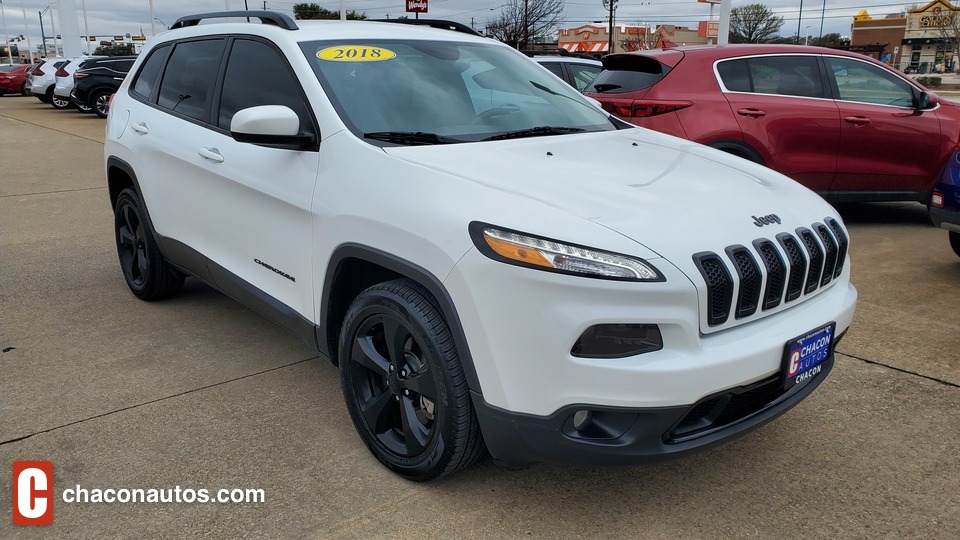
(39, 87, 53, 104)
(92, 90, 112, 118)
(950, 231, 960, 258)
(339, 279, 485, 481)
(51, 93, 71, 109)
(113, 188, 185, 300)
(76, 101, 93, 113)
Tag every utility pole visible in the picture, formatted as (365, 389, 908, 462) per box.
(523, 0, 528, 50)
(603, 0, 617, 54)
(796, 0, 804, 45)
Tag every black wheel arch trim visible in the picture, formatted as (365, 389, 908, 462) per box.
(319, 243, 483, 394)
(705, 139, 766, 166)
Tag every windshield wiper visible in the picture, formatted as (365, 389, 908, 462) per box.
(364, 131, 463, 145)
(483, 126, 585, 141)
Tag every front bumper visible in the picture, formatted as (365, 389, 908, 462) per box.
(474, 354, 835, 467)
(445, 246, 856, 464)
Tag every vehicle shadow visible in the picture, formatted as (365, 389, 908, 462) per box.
(830, 201, 933, 227)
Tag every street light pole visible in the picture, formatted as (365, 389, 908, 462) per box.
(38, 10, 47, 57)
(804, 25, 811, 45)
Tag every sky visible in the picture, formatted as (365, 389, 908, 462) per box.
(0, 0, 921, 52)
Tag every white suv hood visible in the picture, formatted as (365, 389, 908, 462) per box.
(384, 129, 839, 267)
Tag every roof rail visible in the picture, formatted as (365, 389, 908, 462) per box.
(370, 19, 482, 37)
(171, 11, 298, 31)
(520, 48, 597, 60)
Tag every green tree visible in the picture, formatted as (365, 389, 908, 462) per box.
(729, 3, 784, 44)
(293, 3, 366, 20)
(92, 43, 136, 56)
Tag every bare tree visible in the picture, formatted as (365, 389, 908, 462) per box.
(934, 8, 960, 72)
(729, 3, 784, 44)
(485, 0, 564, 49)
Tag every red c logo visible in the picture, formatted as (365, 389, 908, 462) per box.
(12, 461, 53, 526)
(788, 350, 801, 377)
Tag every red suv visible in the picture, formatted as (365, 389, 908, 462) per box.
(584, 44, 960, 203)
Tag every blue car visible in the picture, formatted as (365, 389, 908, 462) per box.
(930, 147, 960, 257)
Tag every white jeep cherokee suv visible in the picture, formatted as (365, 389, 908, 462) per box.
(104, 12, 857, 481)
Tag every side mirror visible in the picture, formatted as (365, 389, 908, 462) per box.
(916, 91, 938, 110)
(230, 105, 315, 147)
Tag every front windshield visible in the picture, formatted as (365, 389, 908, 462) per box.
(301, 39, 615, 144)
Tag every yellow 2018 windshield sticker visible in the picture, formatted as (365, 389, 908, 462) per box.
(317, 46, 396, 62)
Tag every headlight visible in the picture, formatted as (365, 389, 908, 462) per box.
(469, 222, 663, 281)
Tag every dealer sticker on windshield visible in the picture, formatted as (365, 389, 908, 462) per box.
(317, 46, 396, 62)
(782, 322, 835, 390)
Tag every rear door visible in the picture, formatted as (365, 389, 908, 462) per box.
(717, 54, 840, 190)
(824, 55, 942, 196)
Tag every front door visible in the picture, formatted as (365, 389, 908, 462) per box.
(825, 56, 942, 198)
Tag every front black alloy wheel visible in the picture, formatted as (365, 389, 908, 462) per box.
(114, 188, 184, 300)
(339, 279, 485, 481)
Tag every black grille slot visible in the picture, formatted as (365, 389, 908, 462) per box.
(815, 223, 838, 286)
(826, 218, 848, 278)
(693, 252, 733, 326)
(776, 233, 807, 302)
(753, 239, 786, 310)
(797, 228, 824, 294)
(668, 374, 787, 442)
(725, 246, 761, 318)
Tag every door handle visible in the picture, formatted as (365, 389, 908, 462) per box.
(844, 116, 872, 126)
(736, 108, 766, 118)
(198, 147, 224, 163)
(130, 122, 149, 134)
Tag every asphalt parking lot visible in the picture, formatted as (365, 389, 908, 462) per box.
(1, 94, 958, 538)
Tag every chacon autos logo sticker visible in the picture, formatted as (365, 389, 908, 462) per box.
(317, 46, 396, 62)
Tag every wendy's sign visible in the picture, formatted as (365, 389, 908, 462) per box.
(406, 0, 428, 13)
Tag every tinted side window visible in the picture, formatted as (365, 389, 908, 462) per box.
(826, 57, 915, 107)
(569, 64, 601, 91)
(539, 62, 565, 79)
(158, 40, 226, 122)
(132, 46, 171, 100)
(717, 59, 751, 92)
(746, 56, 824, 98)
(217, 39, 313, 136)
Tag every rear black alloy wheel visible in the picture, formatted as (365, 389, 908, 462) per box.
(950, 231, 960, 258)
(76, 101, 93, 113)
(114, 188, 184, 300)
(339, 279, 485, 481)
(51, 93, 71, 109)
(93, 90, 112, 118)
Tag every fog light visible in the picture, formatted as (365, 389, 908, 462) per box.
(571, 324, 663, 358)
(572, 409, 592, 430)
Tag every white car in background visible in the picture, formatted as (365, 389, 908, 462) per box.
(528, 50, 603, 92)
(53, 57, 102, 111)
(29, 57, 69, 103)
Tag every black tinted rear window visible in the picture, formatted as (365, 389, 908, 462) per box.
(586, 55, 670, 94)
